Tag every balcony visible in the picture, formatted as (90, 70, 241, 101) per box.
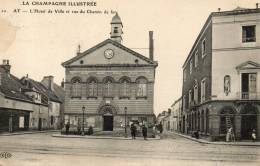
(237, 92, 260, 100)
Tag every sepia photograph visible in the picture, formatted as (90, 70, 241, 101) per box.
(0, 0, 260, 165)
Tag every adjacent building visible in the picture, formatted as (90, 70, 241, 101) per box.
(20, 75, 64, 130)
(170, 97, 182, 132)
(62, 13, 158, 132)
(182, 7, 260, 141)
(0, 60, 49, 132)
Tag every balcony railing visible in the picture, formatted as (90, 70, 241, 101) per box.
(237, 92, 260, 100)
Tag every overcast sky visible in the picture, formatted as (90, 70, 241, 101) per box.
(0, 0, 259, 115)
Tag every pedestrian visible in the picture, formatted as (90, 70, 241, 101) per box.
(130, 123, 136, 139)
(65, 122, 70, 135)
(194, 130, 199, 139)
(252, 129, 256, 142)
(158, 122, 163, 134)
(142, 125, 148, 140)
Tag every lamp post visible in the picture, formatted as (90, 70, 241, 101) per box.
(81, 106, 86, 136)
(124, 107, 127, 137)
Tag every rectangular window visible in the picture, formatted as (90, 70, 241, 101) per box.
(241, 73, 257, 99)
(189, 90, 192, 106)
(242, 25, 256, 43)
(202, 39, 206, 57)
(195, 50, 199, 68)
(194, 83, 198, 104)
(183, 69, 187, 82)
(190, 59, 193, 74)
(183, 95, 186, 110)
(201, 78, 206, 102)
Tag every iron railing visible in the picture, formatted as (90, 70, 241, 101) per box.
(237, 92, 260, 100)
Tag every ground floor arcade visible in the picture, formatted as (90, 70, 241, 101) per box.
(185, 101, 260, 141)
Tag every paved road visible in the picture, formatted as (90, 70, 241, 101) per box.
(0, 132, 259, 166)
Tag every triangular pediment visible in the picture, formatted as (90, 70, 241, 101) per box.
(236, 61, 260, 70)
(62, 39, 157, 67)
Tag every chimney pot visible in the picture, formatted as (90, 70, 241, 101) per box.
(218, 8, 221, 12)
(256, 3, 259, 9)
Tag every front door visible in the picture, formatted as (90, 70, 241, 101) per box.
(38, 118, 42, 131)
(103, 115, 113, 131)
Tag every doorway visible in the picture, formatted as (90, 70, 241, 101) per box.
(103, 115, 113, 131)
(241, 105, 257, 139)
(241, 115, 257, 139)
(38, 118, 42, 131)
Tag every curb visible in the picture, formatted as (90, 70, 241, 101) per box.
(169, 132, 260, 147)
(0, 130, 60, 136)
(52, 134, 161, 140)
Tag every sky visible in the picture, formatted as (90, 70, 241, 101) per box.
(0, 0, 259, 115)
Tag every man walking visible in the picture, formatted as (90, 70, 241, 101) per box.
(130, 123, 136, 139)
(65, 122, 70, 135)
(142, 125, 148, 140)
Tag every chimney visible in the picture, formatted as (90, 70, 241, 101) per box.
(0, 72, 2, 86)
(256, 3, 259, 9)
(1, 59, 11, 74)
(149, 31, 154, 61)
(218, 8, 221, 12)
(42, 76, 54, 91)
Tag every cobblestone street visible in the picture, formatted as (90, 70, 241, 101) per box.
(0, 132, 259, 166)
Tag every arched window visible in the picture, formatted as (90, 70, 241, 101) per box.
(103, 77, 114, 97)
(198, 112, 200, 131)
(206, 109, 209, 134)
(201, 110, 205, 132)
(119, 77, 130, 98)
(87, 77, 98, 97)
(71, 77, 81, 97)
(136, 77, 148, 98)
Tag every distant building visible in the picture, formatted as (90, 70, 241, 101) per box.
(182, 7, 260, 141)
(0, 60, 48, 132)
(62, 13, 158, 132)
(170, 97, 182, 132)
(21, 75, 64, 129)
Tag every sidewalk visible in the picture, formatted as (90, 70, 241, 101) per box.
(0, 130, 60, 136)
(168, 131, 260, 146)
(52, 134, 161, 140)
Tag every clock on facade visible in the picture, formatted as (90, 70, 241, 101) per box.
(104, 49, 114, 59)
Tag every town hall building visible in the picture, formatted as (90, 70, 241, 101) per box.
(62, 13, 158, 133)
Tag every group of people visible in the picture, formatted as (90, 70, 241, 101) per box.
(226, 127, 257, 142)
(130, 123, 148, 140)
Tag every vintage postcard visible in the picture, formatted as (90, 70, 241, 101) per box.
(0, 0, 260, 165)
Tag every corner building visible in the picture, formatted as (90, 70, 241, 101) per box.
(182, 7, 260, 141)
(62, 14, 158, 132)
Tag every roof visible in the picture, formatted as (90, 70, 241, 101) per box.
(62, 39, 157, 67)
(182, 7, 260, 68)
(0, 67, 33, 102)
(53, 83, 65, 102)
(111, 13, 122, 24)
(21, 77, 61, 103)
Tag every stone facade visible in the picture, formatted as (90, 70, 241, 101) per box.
(62, 14, 157, 133)
(182, 8, 260, 141)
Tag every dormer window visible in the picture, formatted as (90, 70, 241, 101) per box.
(242, 25, 256, 43)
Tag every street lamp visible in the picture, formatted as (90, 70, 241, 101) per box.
(124, 107, 127, 137)
(81, 106, 86, 136)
